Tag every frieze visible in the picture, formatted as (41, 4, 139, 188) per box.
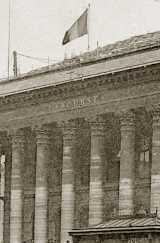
(0, 63, 160, 113)
(53, 95, 100, 112)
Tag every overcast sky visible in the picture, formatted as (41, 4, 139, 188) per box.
(1, 0, 160, 78)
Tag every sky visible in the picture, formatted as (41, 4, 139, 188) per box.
(1, 0, 160, 78)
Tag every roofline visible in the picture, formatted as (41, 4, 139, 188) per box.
(1, 32, 160, 84)
(0, 51, 160, 98)
(10, 45, 159, 81)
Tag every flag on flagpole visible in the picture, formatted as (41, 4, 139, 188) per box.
(62, 8, 88, 45)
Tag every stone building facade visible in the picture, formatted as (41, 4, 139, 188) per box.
(1, 31, 160, 243)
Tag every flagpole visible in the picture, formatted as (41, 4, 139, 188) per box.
(87, 3, 90, 50)
(7, 0, 11, 79)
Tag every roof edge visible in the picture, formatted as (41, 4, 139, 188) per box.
(2, 30, 160, 83)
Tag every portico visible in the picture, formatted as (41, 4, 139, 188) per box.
(1, 31, 160, 243)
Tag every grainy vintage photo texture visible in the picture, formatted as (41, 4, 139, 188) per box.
(1, 1, 160, 243)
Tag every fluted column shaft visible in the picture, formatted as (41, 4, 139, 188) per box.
(89, 117, 105, 226)
(10, 129, 25, 243)
(34, 126, 51, 243)
(60, 121, 76, 243)
(119, 111, 135, 216)
(151, 107, 160, 214)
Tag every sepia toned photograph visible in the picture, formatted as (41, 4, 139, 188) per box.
(1, 0, 160, 242)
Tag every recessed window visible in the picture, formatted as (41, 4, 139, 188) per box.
(139, 137, 150, 163)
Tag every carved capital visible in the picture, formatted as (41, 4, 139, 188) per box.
(10, 128, 25, 146)
(152, 104, 160, 126)
(60, 119, 77, 140)
(89, 115, 106, 136)
(120, 110, 135, 129)
(34, 124, 52, 145)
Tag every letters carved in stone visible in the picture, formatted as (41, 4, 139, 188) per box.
(53, 95, 100, 112)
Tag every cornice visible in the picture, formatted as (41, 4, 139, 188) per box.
(0, 63, 160, 112)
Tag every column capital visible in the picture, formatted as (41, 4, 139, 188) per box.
(88, 115, 105, 124)
(120, 110, 135, 128)
(60, 120, 77, 139)
(152, 104, 160, 125)
(9, 128, 25, 145)
(33, 123, 52, 132)
(89, 115, 106, 136)
(34, 124, 52, 144)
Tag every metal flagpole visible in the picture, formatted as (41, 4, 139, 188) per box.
(87, 3, 91, 50)
(13, 51, 18, 77)
(8, 0, 11, 79)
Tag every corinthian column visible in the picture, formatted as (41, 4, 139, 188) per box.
(151, 105, 160, 214)
(60, 120, 76, 243)
(119, 111, 135, 216)
(34, 125, 51, 243)
(89, 116, 105, 226)
(10, 129, 25, 243)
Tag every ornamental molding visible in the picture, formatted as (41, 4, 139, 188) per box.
(9, 128, 26, 146)
(88, 115, 106, 136)
(61, 119, 77, 139)
(120, 110, 135, 127)
(34, 124, 52, 145)
(0, 63, 160, 112)
(150, 104, 160, 126)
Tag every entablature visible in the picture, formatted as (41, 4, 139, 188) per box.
(0, 62, 160, 113)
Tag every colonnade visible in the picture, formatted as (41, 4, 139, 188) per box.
(0, 108, 160, 243)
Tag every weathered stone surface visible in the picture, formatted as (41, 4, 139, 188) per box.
(89, 116, 106, 226)
(22, 129, 36, 242)
(10, 129, 25, 243)
(134, 111, 152, 215)
(119, 111, 135, 216)
(60, 120, 77, 243)
(48, 128, 62, 243)
(2, 32, 160, 243)
(103, 115, 120, 219)
(34, 125, 52, 243)
(74, 122, 90, 228)
(151, 105, 160, 215)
